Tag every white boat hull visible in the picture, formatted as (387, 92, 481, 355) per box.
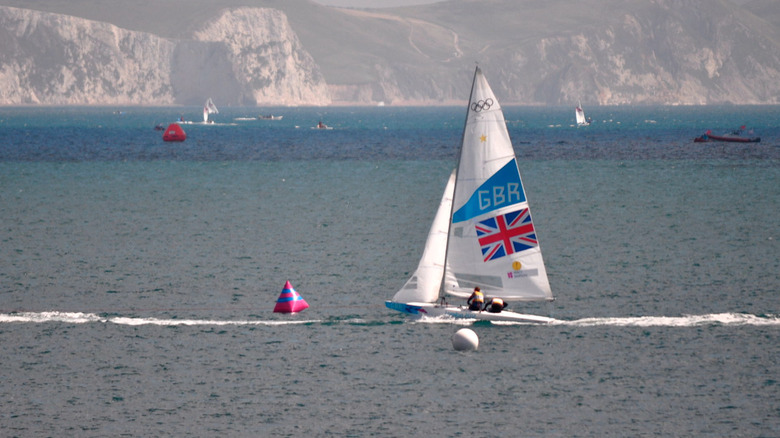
(385, 301, 553, 324)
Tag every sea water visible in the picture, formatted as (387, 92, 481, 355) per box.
(0, 105, 779, 436)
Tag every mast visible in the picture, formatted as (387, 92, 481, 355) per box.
(439, 66, 481, 299)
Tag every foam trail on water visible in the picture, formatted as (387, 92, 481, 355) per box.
(552, 313, 780, 327)
(1, 312, 778, 327)
(0, 311, 107, 324)
(0, 312, 319, 326)
(110, 317, 319, 326)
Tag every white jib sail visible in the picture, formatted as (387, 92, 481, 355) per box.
(444, 67, 553, 302)
(392, 171, 455, 303)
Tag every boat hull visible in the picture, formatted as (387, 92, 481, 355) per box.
(385, 301, 554, 324)
(694, 134, 760, 143)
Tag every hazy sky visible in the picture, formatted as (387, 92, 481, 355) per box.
(313, 0, 442, 7)
(314, 0, 756, 7)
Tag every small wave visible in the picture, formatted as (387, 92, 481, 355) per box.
(413, 315, 476, 325)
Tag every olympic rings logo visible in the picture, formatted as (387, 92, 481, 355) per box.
(471, 98, 493, 112)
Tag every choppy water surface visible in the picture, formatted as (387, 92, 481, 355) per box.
(1, 105, 778, 436)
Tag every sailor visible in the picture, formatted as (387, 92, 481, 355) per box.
(466, 287, 484, 311)
(484, 297, 508, 313)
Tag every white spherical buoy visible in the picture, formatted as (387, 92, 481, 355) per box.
(452, 328, 479, 351)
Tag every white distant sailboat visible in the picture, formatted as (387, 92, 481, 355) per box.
(575, 100, 590, 126)
(203, 98, 218, 123)
(385, 67, 555, 323)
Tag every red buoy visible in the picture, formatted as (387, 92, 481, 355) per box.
(162, 123, 186, 142)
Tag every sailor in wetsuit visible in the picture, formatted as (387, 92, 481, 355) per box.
(466, 287, 484, 311)
(484, 297, 508, 313)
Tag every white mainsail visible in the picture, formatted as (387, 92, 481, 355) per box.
(443, 67, 552, 302)
(575, 100, 588, 126)
(391, 171, 455, 303)
(203, 98, 219, 123)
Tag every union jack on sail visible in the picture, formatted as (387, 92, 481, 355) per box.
(475, 208, 538, 262)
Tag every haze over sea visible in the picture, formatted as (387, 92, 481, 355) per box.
(1, 104, 778, 436)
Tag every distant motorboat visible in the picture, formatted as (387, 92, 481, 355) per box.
(694, 127, 760, 143)
(258, 114, 283, 120)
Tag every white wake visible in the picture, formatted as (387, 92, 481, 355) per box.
(551, 313, 779, 327)
(0, 311, 319, 326)
(1, 311, 777, 327)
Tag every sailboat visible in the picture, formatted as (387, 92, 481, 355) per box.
(385, 67, 555, 323)
(575, 100, 590, 126)
(203, 98, 218, 123)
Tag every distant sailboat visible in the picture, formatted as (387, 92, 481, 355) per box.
(203, 98, 218, 123)
(575, 100, 590, 126)
(312, 121, 332, 130)
(384, 67, 555, 323)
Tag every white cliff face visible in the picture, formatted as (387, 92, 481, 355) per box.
(461, 4, 780, 106)
(293, 0, 780, 105)
(0, 6, 329, 106)
(193, 8, 330, 106)
(1, 1, 777, 106)
(0, 6, 175, 104)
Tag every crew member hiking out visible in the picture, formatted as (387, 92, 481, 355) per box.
(484, 297, 508, 313)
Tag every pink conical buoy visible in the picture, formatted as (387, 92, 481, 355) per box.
(273, 280, 309, 313)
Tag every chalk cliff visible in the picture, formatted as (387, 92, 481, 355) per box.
(286, 0, 780, 105)
(190, 8, 329, 106)
(0, 7, 174, 104)
(1, 0, 778, 106)
(0, 6, 330, 105)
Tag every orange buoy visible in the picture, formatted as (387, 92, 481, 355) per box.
(162, 123, 186, 142)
